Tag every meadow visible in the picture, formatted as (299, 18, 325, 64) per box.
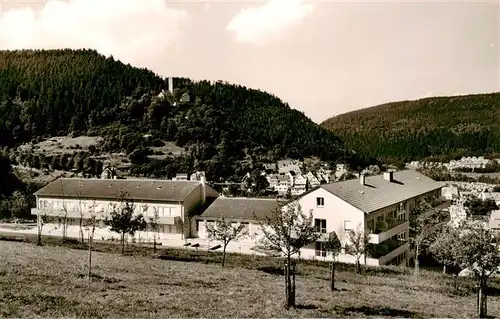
(1, 234, 500, 318)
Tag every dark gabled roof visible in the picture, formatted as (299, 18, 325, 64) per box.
(199, 197, 283, 220)
(319, 170, 444, 214)
(34, 178, 203, 202)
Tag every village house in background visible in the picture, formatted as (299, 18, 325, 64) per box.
(258, 159, 351, 197)
(406, 156, 498, 172)
(443, 182, 500, 230)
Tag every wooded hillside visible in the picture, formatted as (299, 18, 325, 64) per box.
(0, 49, 369, 183)
(321, 93, 500, 163)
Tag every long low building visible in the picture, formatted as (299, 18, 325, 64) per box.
(32, 176, 219, 243)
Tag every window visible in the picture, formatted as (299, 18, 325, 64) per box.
(344, 220, 352, 231)
(314, 219, 327, 233)
(162, 207, 171, 217)
(316, 197, 325, 207)
(397, 209, 406, 222)
(397, 231, 407, 243)
(40, 200, 48, 209)
(196, 220, 200, 232)
(162, 225, 177, 233)
(315, 242, 326, 257)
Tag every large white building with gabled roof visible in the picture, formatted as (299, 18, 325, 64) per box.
(295, 170, 445, 266)
(190, 170, 446, 266)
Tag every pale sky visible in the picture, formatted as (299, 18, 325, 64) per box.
(1, 0, 499, 123)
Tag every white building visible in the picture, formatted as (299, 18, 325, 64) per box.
(195, 197, 282, 244)
(173, 173, 189, 181)
(194, 170, 444, 267)
(306, 171, 321, 188)
(289, 172, 308, 196)
(444, 156, 491, 171)
(31, 177, 219, 243)
(265, 174, 280, 191)
(276, 174, 292, 195)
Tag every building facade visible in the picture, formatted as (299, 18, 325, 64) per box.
(31, 177, 219, 243)
(193, 170, 444, 267)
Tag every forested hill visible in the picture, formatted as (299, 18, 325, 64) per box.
(320, 93, 500, 163)
(0, 49, 368, 181)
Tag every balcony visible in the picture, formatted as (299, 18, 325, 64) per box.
(367, 240, 410, 265)
(368, 219, 409, 244)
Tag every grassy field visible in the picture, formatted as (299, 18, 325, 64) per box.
(1, 236, 500, 318)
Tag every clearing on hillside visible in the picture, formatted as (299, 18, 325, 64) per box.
(17, 136, 103, 155)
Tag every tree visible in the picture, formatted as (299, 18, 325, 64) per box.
(324, 231, 342, 291)
(432, 221, 500, 318)
(104, 192, 147, 254)
(36, 209, 48, 246)
(257, 200, 319, 308)
(75, 193, 85, 244)
(410, 201, 449, 277)
(205, 218, 247, 267)
(148, 206, 160, 254)
(9, 190, 31, 218)
(464, 197, 499, 218)
(429, 225, 461, 289)
(344, 224, 370, 274)
(85, 201, 102, 281)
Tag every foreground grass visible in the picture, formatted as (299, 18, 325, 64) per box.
(1, 237, 500, 318)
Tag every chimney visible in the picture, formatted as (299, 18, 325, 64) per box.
(383, 171, 394, 182)
(168, 77, 174, 93)
(200, 174, 207, 205)
(360, 174, 366, 186)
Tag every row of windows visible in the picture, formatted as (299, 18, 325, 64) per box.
(39, 200, 179, 217)
(50, 217, 179, 234)
(314, 218, 354, 233)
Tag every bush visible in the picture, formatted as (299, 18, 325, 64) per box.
(150, 139, 165, 147)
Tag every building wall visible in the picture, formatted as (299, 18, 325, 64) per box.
(37, 197, 184, 219)
(35, 196, 188, 240)
(292, 188, 367, 261)
(296, 187, 442, 266)
(183, 184, 203, 238)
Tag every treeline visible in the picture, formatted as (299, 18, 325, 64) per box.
(1, 49, 373, 183)
(321, 93, 500, 163)
(0, 154, 41, 219)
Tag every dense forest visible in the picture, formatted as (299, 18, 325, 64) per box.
(0, 49, 372, 204)
(321, 93, 500, 164)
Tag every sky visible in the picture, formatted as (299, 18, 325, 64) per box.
(0, 0, 499, 123)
